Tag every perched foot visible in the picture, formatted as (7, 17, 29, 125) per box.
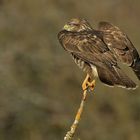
(88, 80, 95, 91)
(82, 74, 95, 91)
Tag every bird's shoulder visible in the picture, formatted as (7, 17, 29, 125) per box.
(58, 29, 104, 45)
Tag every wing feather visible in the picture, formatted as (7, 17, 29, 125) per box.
(98, 21, 139, 66)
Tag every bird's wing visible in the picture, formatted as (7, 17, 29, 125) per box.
(73, 51, 136, 88)
(58, 30, 136, 88)
(98, 21, 139, 66)
(58, 30, 117, 68)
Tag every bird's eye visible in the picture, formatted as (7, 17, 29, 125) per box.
(71, 23, 79, 26)
(73, 23, 79, 26)
(68, 22, 79, 26)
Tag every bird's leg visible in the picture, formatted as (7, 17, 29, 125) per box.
(89, 80, 96, 91)
(82, 74, 96, 91)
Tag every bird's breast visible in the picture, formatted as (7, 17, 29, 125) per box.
(72, 54, 92, 74)
(72, 54, 98, 78)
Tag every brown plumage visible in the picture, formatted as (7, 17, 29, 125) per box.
(58, 18, 140, 89)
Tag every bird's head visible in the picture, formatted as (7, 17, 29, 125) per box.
(63, 18, 93, 32)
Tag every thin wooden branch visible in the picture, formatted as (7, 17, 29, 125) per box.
(64, 89, 88, 140)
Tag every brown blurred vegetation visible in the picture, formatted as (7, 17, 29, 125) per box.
(0, 0, 140, 140)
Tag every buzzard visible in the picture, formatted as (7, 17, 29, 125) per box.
(58, 18, 140, 90)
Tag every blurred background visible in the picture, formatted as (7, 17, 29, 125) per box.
(0, 0, 140, 140)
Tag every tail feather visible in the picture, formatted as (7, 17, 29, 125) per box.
(132, 58, 140, 80)
(97, 66, 137, 89)
(114, 67, 137, 89)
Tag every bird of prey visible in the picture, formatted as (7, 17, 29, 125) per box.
(58, 18, 140, 90)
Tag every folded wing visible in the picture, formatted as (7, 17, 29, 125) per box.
(58, 30, 137, 88)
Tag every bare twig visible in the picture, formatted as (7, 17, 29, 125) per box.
(64, 89, 88, 140)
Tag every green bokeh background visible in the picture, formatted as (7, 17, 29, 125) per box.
(0, 0, 140, 140)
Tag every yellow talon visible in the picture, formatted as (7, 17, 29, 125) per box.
(82, 74, 95, 91)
